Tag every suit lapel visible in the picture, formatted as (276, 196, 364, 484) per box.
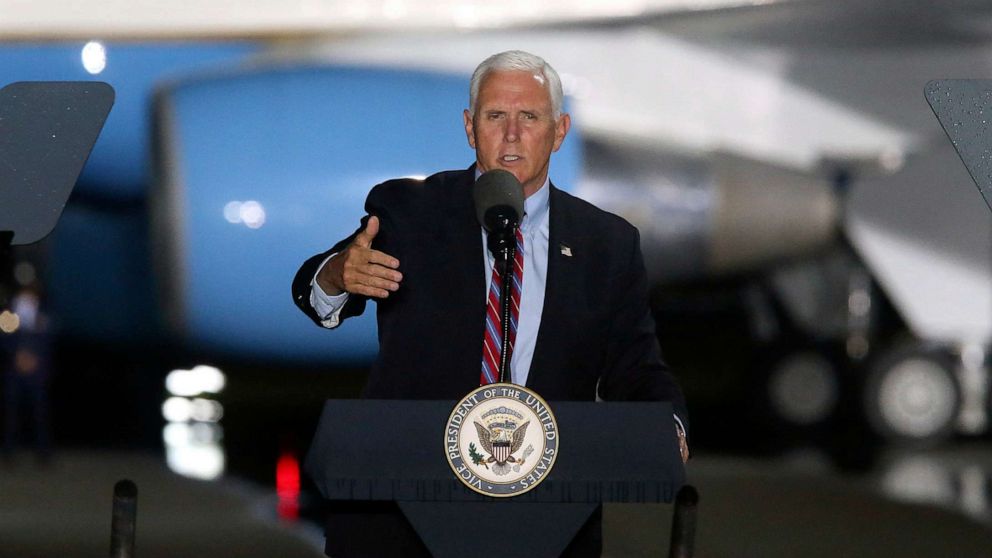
(442, 169, 488, 380)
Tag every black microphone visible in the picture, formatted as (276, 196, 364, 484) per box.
(473, 169, 524, 258)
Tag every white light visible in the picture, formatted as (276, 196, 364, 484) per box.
(192, 365, 226, 393)
(239, 200, 266, 229)
(81, 41, 106, 75)
(166, 365, 226, 396)
(165, 371, 196, 396)
(190, 422, 222, 443)
(191, 398, 224, 422)
(163, 422, 192, 446)
(166, 444, 225, 480)
(164, 422, 225, 480)
(162, 397, 193, 422)
(166, 370, 200, 397)
(404, 175, 427, 181)
(223, 201, 243, 223)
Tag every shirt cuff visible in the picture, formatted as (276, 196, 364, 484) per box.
(673, 414, 686, 437)
(310, 253, 349, 328)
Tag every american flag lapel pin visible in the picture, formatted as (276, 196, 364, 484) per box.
(560, 243, 572, 257)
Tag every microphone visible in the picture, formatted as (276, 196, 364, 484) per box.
(473, 168, 524, 384)
(473, 169, 524, 257)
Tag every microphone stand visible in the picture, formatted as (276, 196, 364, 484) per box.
(496, 241, 515, 384)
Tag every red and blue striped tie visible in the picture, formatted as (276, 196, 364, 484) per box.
(481, 228, 524, 385)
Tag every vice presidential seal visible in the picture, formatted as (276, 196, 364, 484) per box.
(445, 383, 559, 497)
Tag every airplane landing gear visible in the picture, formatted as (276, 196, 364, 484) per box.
(864, 344, 961, 446)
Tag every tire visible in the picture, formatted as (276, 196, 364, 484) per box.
(864, 345, 960, 446)
(766, 350, 840, 427)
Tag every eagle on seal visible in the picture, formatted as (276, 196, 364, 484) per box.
(473, 420, 530, 475)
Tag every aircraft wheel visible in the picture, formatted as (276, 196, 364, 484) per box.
(766, 351, 840, 427)
(864, 346, 960, 445)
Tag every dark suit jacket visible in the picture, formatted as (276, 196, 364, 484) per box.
(293, 167, 688, 423)
(292, 167, 688, 557)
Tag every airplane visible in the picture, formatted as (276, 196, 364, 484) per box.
(2, 0, 991, 451)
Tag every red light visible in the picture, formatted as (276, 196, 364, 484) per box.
(276, 451, 300, 520)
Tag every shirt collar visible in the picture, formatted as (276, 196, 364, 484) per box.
(521, 176, 550, 234)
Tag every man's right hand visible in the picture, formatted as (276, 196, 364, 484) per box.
(316, 216, 403, 299)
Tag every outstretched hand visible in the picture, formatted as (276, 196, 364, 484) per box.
(316, 216, 402, 299)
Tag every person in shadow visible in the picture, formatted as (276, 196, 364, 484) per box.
(2, 282, 53, 464)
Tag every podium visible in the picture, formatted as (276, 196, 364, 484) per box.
(307, 399, 686, 558)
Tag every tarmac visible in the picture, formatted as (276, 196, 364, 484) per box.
(0, 450, 323, 558)
(607, 449, 992, 558)
(2, 448, 992, 557)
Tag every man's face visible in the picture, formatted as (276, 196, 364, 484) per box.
(464, 70, 571, 197)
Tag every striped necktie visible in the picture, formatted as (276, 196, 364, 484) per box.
(480, 228, 524, 385)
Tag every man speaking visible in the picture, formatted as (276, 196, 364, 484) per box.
(293, 50, 688, 557)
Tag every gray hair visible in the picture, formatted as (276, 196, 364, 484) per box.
(469, 50, 564, 119)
